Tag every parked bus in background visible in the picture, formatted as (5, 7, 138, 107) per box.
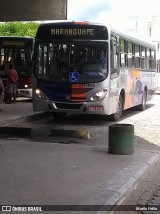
(32, 21, 156, 121)
(0, 36, 34, 100)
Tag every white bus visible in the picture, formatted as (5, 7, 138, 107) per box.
(32, 21, 156, 120)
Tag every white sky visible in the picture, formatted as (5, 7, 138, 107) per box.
(67, 0, 160, 39)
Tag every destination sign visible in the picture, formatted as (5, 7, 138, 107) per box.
(36, 24, 108, 40)
(1, 40, 25, 46)
(51, 28, 95, 36)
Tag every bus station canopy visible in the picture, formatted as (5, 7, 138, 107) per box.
(0, 0, 67, 22)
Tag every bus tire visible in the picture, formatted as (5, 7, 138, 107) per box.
(136, 89, 147, 111)
(109, 95, 123, 121)
(52, 112, 66, 120)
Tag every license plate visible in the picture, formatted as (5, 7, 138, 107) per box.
(20, 90, 29, 94)
(89, 106, 104, 111)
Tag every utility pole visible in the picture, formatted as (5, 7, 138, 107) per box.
(136, 21, 138, 32)
(149, 22, 152, 37)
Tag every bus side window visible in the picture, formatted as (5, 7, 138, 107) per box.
(111, 35, 119, 69)
(110, 40, 114, 68)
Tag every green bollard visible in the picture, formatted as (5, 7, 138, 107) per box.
(108, 124, 134, 155)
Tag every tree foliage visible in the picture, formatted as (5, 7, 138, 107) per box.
(0, 22, 40, 37)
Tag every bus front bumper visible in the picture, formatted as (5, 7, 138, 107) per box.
(33, 97, 111, 115)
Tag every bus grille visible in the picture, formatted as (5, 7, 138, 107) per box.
(55, 103, 82, 110)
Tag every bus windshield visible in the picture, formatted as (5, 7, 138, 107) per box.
(35, 41, 108, 83)
(0, 47, 32, 78)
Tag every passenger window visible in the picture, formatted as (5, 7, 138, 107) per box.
(120, 38, 127, 67)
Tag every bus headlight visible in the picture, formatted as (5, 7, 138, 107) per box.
(34, 89, 48, 99)
(88, 89, 108, 102)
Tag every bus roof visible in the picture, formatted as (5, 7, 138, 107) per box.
(110, 27, 155, 49)
(36, 21, 156, 49)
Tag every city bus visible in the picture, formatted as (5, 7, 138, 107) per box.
(32, 21, 156, 121)
(0, 36, 34, 99)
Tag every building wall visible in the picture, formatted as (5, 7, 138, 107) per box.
(0, 0, 67, 21)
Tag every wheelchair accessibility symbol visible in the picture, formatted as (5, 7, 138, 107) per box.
(69, 72, 79, 82)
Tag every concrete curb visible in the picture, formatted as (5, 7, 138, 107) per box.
(50, 129, 90, 139)
(0, 126, 32, 137)
(0, 112, 50, 126)
(70, 150, 160, 214)
(0, 112, 50, 137)
(96, 150, 160, 214)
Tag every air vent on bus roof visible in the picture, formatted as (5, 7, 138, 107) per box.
(74, 21, 89, 25)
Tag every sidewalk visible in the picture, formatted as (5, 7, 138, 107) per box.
(0, 100, 32, 119)
(0, 100, 159, 213)
(0, 100, 44, 125)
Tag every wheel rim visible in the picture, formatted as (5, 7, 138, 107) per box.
(116, 97, 122, 117)
(142, 91, 146, 107)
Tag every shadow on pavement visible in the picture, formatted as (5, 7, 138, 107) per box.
(5, 125, 158, 154)
(33, 103, 155, 127)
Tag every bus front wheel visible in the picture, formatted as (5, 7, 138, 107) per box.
(109, 95, 123, 121)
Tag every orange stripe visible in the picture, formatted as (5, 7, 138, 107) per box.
(71, 94, 86, 98)
(71, 93, 86, 102)
(74, 21, 89, 25)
